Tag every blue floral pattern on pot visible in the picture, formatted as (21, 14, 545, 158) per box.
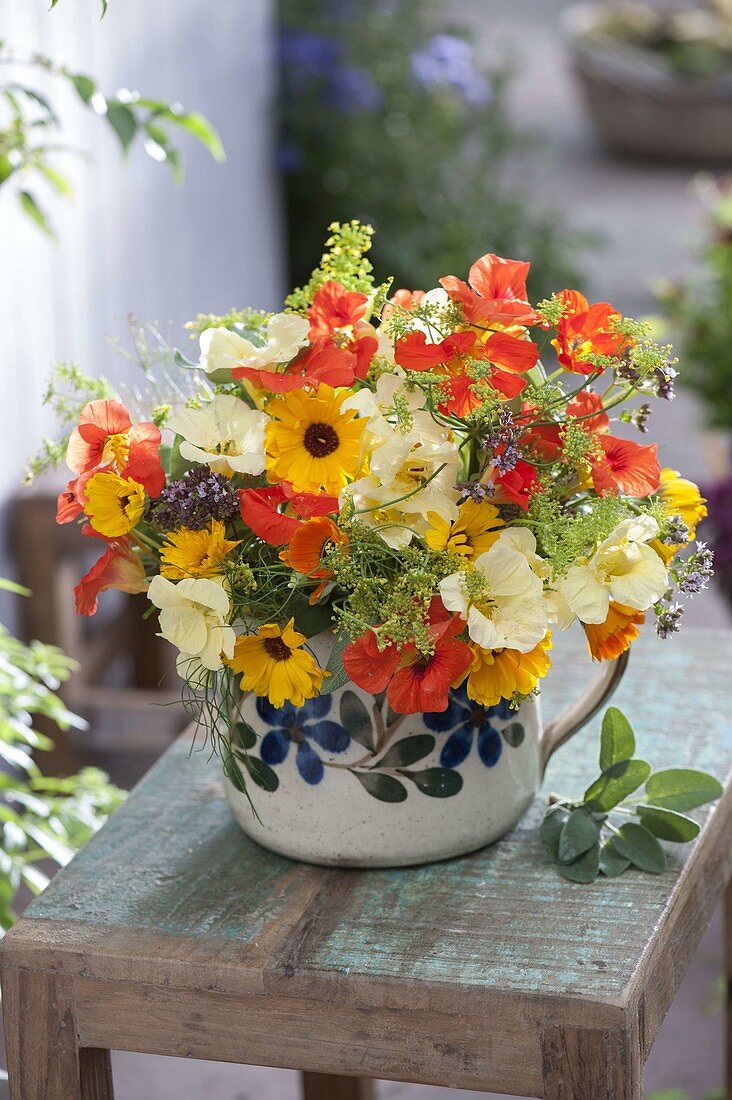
(257, 695, 350, 785)
(424, 686, 513, 769)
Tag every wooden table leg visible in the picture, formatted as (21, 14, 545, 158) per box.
(541, 1025, 643, 1099)
(726, 877, 732, 1100)
(301, 1071, 376, 1100)
(1, 967, 114, 1099)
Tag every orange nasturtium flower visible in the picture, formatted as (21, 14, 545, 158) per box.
(552, 291, 633, 376)
(584, 602, 645, 662)
(66, 398, 165, 497)
(280, 515, 348, 603)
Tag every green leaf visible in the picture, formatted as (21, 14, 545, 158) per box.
(167, 110, 226, 162)
(290, 596, 332, 638)
(231, 720, 256, 752)
(37, 163, 73, 198)
(242, 755, 279, 793)
(599, 839, 631, 878)
(637, 805, 700, 843)
(353, 770, 407, 802)
(400, 767, 463, 798)
(557, 843, 600, 883)
(339, 690, 374, 752)
(645, 769, 723, 812)
(377, 734, 435, 769)
(558, 808, 601, 863)
(599, 707, 635, 770)
(540, 804, 570, 859)
(19, 191, 53, 237)
(584, 758, 651, 812)
(320, 634, 349, 695)
(612, 822, 666, 874)
(69, 73, 97, 105)
(105, 102, 137, 152)
(501, 721, 524, 747)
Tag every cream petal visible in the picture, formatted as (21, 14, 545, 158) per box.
(559, 565, 609, 625)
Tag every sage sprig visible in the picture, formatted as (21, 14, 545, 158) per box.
(541, 706, 723, 883)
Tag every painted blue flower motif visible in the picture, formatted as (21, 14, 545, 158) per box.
(423, 685, 511, 769)
(256, 695, 350, 785)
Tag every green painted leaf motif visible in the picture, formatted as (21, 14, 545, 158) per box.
(540, 804, 570, 859)
(320, 635, 349, 695)
(242, 756, 279, 793)
(613, 822, 666, 874)
(645, 769, 723, 812)
(599, 840, 631, 878)
(339, 690, 374, 752)
(557, 843, 600, 883)
(353, 771, 407, 803)
(599, 707, 635, 770)
(558, 808, 601, 863)
(584, 758, 651, 812)
(377, 734, 435, 769)
(106, 102, 137, 151)
(637, 805, 700, 843)
(401, 767, 463, 798)
(231, 721, 256, 752)
(501, 722, 524, 747)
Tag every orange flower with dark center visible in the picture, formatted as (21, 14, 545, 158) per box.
(280, 516, 347, 604)
(585, 602, 645, 661)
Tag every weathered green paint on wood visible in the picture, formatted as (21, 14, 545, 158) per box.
(21, 630, 732, 1006)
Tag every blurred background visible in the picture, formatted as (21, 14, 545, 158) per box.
(2, 0, 731, 1096)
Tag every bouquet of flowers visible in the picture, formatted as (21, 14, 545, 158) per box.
(54, 221, 709, 793)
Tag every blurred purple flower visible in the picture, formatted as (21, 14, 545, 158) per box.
(330, 65, 383, 113)
(279, 30, 341, 93)
(410, 34, 491, 106)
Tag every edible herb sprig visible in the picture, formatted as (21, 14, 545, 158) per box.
(541, 707, 722, 883)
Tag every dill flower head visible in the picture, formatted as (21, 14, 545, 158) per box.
(148, 466, 239, 531)
(160, 520, 240, 580)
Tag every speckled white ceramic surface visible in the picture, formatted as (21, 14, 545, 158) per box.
(224, 634, 545, 867)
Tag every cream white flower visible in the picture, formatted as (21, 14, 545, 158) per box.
(440, 531, 549, 653)
(168, 394, 267, 476)
(199, 313, 310, 376)
(342, 418, 460, 548)
(558, 515, 668, 625)
(499, 528, 576, 630)
(341, 368, 425, 426)
(149, 576, 235, 671)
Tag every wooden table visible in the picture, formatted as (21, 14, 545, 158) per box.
(2, 629, 732, 1100)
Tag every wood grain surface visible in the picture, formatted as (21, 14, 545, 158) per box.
(2, 629, 731, 1096)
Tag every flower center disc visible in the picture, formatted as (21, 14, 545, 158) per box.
(304, 422, 339, 458)
(263, 637, 292, 662)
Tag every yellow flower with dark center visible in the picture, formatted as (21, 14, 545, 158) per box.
(85, 471, 146, 537)
(456, 632, 552, 707)
(424, 499, 504, 559)
(265, 383, 365, 496)
(228, 618, 325, 708)
(160, 520, 241, 580)
(653, 467, 707, 563)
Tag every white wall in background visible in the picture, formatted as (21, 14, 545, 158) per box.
(0, 0, 283, 607)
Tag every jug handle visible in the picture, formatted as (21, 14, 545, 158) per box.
(540, 650, 629, 775)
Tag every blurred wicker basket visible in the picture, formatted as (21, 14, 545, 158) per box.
(564, 1, 732, 162)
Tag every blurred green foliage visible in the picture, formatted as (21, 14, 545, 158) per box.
(278, 0, 592, 298)
(0, 580, 124, 934)
(659, 176, 732, 430)
(0, 1, 224, 237)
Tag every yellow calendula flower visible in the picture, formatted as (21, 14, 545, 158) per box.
(229, 618, 325, 708)
(653, 467, 708, 564)
(265, 383, 365, 496)
(424, 499, 504, 559)
(160, 520, 240, 580)
(85, 471, 146, 537)
(457, 632, 553, 707)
